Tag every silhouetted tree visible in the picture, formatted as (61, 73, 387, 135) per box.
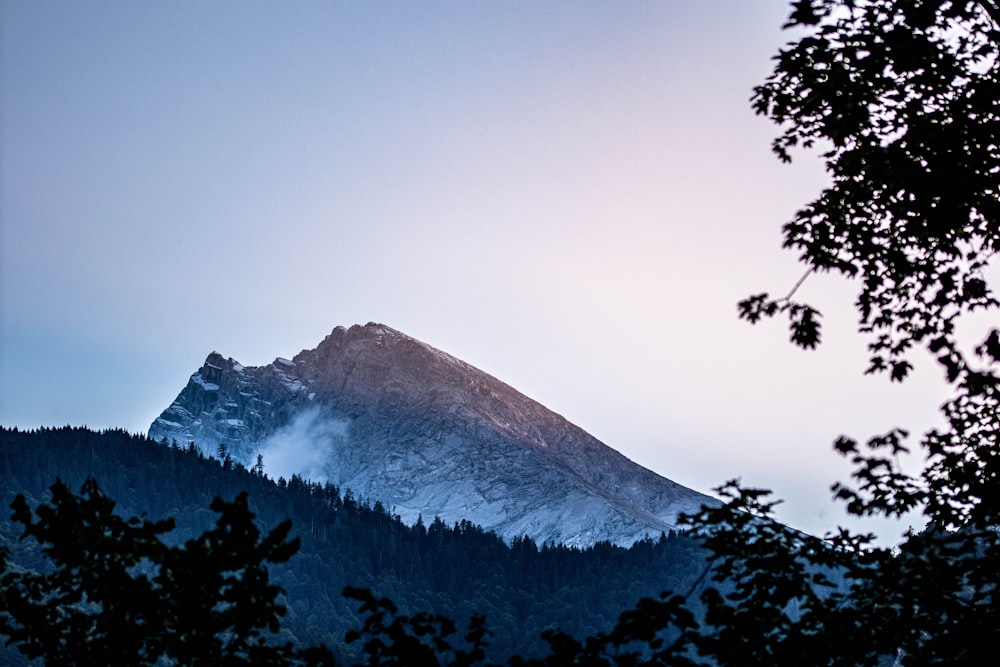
(0, 477, 337, 666)
(703, 0, 999, 664)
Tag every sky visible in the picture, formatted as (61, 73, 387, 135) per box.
(0, 1, 971, 540)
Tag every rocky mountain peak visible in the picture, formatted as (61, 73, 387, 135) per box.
(149, 323, 716, 547)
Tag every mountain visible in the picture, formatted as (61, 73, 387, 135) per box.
(149, 322, 716, 547)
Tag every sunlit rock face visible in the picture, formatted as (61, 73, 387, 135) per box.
(150, 322, 715, 547)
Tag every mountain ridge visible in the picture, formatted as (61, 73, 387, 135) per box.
(150, 322, 716, 547)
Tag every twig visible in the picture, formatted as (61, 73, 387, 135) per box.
(780, 267, 815, 303)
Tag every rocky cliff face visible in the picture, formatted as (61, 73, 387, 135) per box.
(149, 323, 716, 547)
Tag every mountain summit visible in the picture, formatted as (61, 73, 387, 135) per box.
(150, 323, 715, 547)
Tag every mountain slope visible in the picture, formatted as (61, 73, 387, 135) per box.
(150, 322, 715, 547)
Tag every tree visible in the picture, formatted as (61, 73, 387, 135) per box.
(700, 0, 999, 664)
(742, 0, 998, 448)
(341, 587, 491, 667)
(218, 443, 233, 470)
(0, 477, 337, 667)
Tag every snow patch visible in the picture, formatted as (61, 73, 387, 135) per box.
(165, 403, 192, 418)
(191, 373, 220, 391)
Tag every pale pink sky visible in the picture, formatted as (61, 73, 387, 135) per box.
(1, 1, 962, 539)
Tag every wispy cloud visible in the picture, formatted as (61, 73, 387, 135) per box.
(257, 407, 348, 484)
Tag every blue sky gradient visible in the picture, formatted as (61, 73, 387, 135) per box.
(1, 1, 959, 538)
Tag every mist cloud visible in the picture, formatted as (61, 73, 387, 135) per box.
(257, 407, 348, 484)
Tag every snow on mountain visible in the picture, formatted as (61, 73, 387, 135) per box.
(149, 322, 716, 547)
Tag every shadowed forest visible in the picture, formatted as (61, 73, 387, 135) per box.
(0, 427, 709, 664)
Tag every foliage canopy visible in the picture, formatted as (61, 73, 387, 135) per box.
(725, 0, 1000, 664)
(0, 477, 340, 667)
(740, 0, 999, 535)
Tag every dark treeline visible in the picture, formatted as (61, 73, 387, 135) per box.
(0, 426, 708, 663)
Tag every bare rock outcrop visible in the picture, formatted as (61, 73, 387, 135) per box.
(150, 322, 716, 547)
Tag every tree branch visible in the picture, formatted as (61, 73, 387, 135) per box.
(978, 0, 1000, 31)
(781, 267, 814, 303)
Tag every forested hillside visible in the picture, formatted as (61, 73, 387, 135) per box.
(0, 426, 709, 663)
